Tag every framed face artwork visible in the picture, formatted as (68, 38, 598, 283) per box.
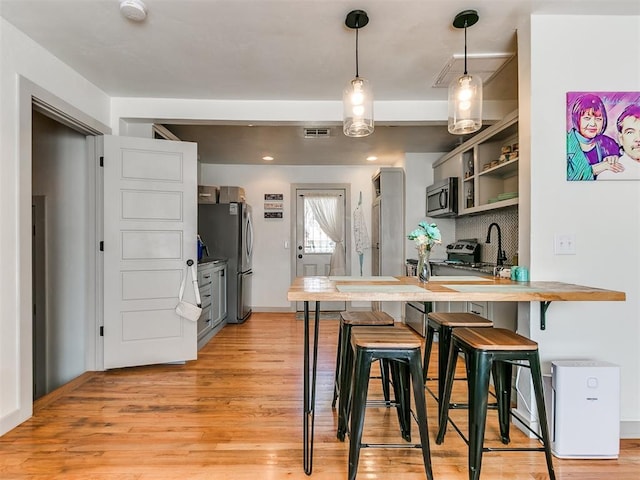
(566, 92, 640, 181)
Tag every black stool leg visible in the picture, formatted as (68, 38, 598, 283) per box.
(436, 339, 460, 444)
(492, 359, 513, 444)
(337, 324, 354, 440)
(437, 325, 454, 419)
(348, 347, 373, 480)
(409, 350, 434, 480)
(422, 323, 436, 384)
(467, 350, 492, 480)
(380, 359, 391, 405)
(529, 352, 556, 480)
(390, 360, 412, 441)
(332, 322, 344, 407)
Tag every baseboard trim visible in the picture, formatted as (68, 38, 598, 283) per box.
(251, 307, 295, 313)
(512, 406, 640, 440)
(33, 371, 96, 414)
(621, 421, 640, 439)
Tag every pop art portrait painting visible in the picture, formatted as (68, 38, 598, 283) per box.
(567, 92, 640, 181)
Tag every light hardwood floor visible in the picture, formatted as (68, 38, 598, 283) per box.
(1, 312, 638, 479)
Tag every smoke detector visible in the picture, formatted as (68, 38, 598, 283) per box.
(120, 0, 147, 22)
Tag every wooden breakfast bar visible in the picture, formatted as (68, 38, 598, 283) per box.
(287, 274, 625, 475)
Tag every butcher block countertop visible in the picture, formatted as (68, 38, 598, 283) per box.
(287, 275, 626, 303)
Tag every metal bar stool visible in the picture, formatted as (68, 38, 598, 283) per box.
(346, 325, 433, 480)
(332, 311, 395, 409)
(436, 327, 556, 480)
(423, 312, 493, 422)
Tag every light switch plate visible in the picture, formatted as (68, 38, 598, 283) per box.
(554, 234, 576, 255)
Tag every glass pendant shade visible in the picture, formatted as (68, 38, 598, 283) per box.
(448, 73, 482, 135)
(343, 77, 374, 137)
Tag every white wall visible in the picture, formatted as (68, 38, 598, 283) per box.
(0, 18, 110, 435)
(404, 153, 455, 262)
(200, 163, 390, 310)
(529, 14, 640, 437)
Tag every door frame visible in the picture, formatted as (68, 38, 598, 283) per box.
(17, 77, 111, 422)
(289, 183, 351, 310)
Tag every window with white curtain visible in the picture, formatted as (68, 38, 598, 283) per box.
(303, 198, 336, 254)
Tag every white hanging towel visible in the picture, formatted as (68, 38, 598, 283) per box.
(353, 200, 370, 275)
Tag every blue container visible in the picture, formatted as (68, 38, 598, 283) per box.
(516, 266, 529, 282)
(510, 266, 519, 281)
(197, 237, 204, 261)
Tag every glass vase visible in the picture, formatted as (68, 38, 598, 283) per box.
(417, 249, 431, 283)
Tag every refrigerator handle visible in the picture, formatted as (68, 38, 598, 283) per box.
(246, 212, 254, 259)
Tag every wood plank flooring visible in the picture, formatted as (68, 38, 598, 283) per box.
(1, 312, 638, 479)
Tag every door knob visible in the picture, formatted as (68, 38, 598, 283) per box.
(298, 254, 303, 259)
(298, 245, 303, 250)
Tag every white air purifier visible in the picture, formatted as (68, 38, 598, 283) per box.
(546, 360, 620, 459)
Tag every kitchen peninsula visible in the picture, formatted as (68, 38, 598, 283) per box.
(287, 275, 625, 475)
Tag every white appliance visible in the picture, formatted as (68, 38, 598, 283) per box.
(546, 360, 620, 459)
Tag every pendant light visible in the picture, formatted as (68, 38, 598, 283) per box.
(448, 10, 482, 135)
(343, 10, 374, 138)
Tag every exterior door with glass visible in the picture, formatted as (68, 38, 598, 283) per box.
(295, 188, 347, 312)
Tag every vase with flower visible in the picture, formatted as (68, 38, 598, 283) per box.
(408, 222, 441, 283)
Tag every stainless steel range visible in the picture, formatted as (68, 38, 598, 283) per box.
(404, 239, 482, 337)
(444, 239, 481, 266)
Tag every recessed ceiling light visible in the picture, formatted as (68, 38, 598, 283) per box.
(366, 156, 378, 161)
(120, 0, 147, 22)
(262, 156, 274, 161)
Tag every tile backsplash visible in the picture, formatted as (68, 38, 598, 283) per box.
(456, 207, 519, 265)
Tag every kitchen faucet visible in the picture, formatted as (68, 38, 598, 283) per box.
(485, 222, 507, 267)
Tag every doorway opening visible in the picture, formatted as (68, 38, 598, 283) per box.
(31, 108, 98, 399)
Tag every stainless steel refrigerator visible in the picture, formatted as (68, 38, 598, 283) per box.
(198, 202, 253, 323)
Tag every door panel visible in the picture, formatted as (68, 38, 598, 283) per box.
(295, 188, 346, 312)
(371, 200, 381, 311)
(238, 270, 252, 321)
(241, 204, 253, 272)
(103, 135, 198, 369)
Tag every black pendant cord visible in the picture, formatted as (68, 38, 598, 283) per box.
(463, 23, 468, 75)
(355, 25, 360, 78)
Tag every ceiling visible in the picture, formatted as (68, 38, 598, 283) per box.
(2, 0, 637, 165)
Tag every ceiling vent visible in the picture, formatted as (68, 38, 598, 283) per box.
(304, 128, 331, 138)
(433, 53, 514, 87)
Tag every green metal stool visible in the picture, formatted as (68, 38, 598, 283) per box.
(423, 312, 493, 423)
(332, 311, 395, 409)
(436, 327, 556, 480)
(346, 325, 433, 480)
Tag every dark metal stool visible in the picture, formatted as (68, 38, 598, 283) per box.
(346, 325, 433, 480)
(423, 312, 493, 422)
(436, 327, 556, 480)
(332, 311, 395, 408)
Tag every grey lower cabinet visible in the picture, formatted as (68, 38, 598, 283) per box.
(197, 261, 228, 349)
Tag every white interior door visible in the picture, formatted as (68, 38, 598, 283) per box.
(295, 188, 346, 312)
(103, 135, 198, 369)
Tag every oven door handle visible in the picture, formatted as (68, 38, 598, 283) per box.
(406, 301, 428, 314)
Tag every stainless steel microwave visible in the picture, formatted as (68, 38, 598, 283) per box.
(426, 177, 458, 217)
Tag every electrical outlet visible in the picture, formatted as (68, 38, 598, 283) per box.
(554, 234, 576, 255)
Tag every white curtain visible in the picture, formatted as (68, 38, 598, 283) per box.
(307, 194, 346, 275)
